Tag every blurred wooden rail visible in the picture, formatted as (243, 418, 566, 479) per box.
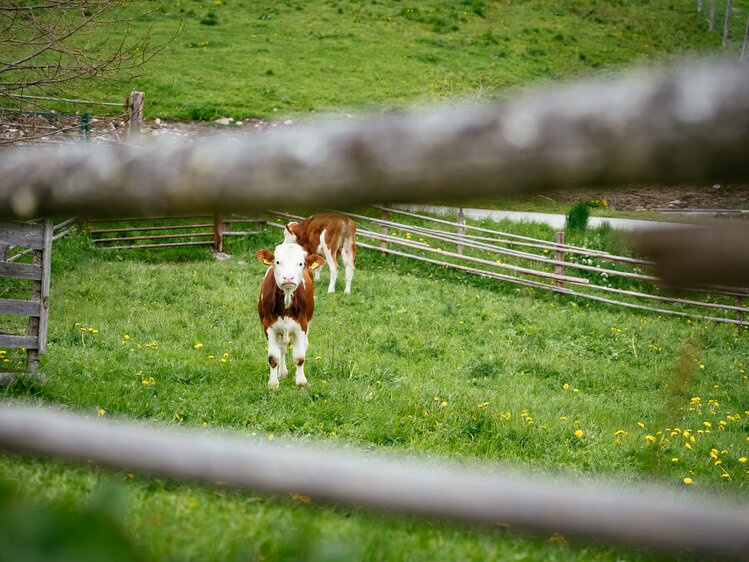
(0, 405, 747, 559)
(1, 62, 749, 218)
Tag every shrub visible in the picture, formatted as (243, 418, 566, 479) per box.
(565, 200, 590, 232)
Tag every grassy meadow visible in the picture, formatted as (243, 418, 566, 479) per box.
(2, 1, 749, 560)
(5, 0, 745, 120)
(1, 219, 748, 561)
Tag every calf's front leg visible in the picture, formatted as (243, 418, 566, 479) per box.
(292, 330, 309, 387)
(266, 327, 282, 388)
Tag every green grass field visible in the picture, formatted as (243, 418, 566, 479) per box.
(5, 0, 745, 121)
(1, 221, 748, 561)
(3, 2, 749, 559)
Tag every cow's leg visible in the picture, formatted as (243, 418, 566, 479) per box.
(292, 329, 309, 387)
(319, 230, 338, 293)
(341, 243, 355, 295)
(266, 327, 281, 388)
(277, 339, 289, 380)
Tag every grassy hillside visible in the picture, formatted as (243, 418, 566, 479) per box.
(23, 0, 745, 120)
(1, 223, 747, 561)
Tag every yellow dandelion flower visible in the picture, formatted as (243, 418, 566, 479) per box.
(685, 442, 693, 450)
(289, 492, 311, 504)
(207, 355, 214, 359)
(637, 421, 645, 428)
(440, 401, 448, 408)
(614, 429, 627, 436)
(738, 457, 747, 463)
(645, 435, 656, 443)
(562, 383, 570, 390)
(97, 408, 106, 417)
(721, 473, 730, 479)
(671, 457, 679, 463)
(574, 429, 583, 439)
(559, 416, 568, 421)
(683, 477, 693, 485)
(194, 343, 204, 349)
(703, 421, 712, 428)
(267, 433, 274, 441)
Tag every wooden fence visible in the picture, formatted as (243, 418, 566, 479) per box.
(266, 207, 749, 327)
(87, 214, 263, 252)
(1, 60, 749, 557)
(0, 219, 53, 381)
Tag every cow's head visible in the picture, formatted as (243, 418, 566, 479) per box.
(283, 221, 300, 244)
(256, 243, 324, 293)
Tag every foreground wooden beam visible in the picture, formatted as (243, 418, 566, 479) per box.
(632, 225, 749, 288)
(1, 62, 749, 218)
(0, 405, 747, 559)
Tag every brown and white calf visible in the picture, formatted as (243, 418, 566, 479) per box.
(284, 213, 356, 294)
(256, 243, 325, 388)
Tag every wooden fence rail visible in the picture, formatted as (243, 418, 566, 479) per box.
(1, 62, 749, 219)
(267, 207, 749, 325)
(88, 215, 263, 252)
(0, 405, 748, 560)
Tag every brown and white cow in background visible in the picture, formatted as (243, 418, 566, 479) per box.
(256, 243, 325, 388)
(284, 213, 356, 294)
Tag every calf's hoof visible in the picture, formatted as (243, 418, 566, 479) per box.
(278, 368, 289, 380)
(268, 379, 280, 389)
(296, 378, 307, 388)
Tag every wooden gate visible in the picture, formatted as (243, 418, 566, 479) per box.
(0, 219, 52, 382)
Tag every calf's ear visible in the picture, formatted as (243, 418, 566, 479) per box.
(255, 250, 275, 265)
(306, 254, 325, 270)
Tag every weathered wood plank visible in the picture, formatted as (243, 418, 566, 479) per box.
(0, 221, 44, 250)
(0, 334, 38, 349)
(0, 261, 42, 281)
(0, 299, 40, 316)
(37, 218, 52, 355)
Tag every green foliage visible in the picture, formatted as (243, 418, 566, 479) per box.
(566, 200, 590, 232)
(0, 479, 140, 562)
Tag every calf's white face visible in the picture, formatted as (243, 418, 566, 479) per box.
(263, 243, 307, 292)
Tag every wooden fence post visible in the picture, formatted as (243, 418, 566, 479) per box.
(457, 207, 465, 255)
(128, 91, 145, 138)
(710, 0, 716, 31)
(554, 231, 565, 288)
(213, 214, 224, 254)
(26, 218, 52, 371)
(741, 14, 749, 62)
(723, 0, 733, 46)
(380, 209, 389, 256)
(698, 0, 704, 12)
